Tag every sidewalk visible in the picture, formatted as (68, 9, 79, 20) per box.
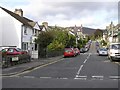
(2, 55, 63, 76)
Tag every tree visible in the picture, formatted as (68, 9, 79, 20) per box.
(35, 31, 54, 57)
(94, 29, 103, 39)
(35, 31, 54, 48)
(66, 34, 76, 47)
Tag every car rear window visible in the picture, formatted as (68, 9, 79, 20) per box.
(65, 49, 72, 52)
(1, 48, 8, 52)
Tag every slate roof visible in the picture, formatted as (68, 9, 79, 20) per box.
(0, 6, 36, 28)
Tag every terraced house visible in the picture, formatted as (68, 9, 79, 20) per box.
(0, 6, 42, 59)
(105, 22, 119, 43)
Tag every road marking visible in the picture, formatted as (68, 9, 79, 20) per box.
(76, 65, 83, 75)
(76, 75, 87, 78)
(92, 76, 104, 80)
(83, 53, 91, 64)
(92, 76, 104, 77)
(109, 76, 120, 79)
(40, 77, 52, 79)
(83, 59, 87, 63)
(57, 77, 68, 79)
(23, 76, 35, 78)
(2, 75, 20, 78)
(74, 76, 87, 80)
(75, 53, 91, 78)
(61, 78, 68, 79)
(103, 60, 110, 63)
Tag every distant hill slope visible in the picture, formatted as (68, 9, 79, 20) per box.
(66, 26, 103, 36)
(82, 27, 96, 35)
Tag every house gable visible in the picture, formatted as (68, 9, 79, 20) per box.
(33, 23, 40, 30)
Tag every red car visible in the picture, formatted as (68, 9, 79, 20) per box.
(74, 48, 80, 55)
(1, 48, 28, 55)
(64, 48, 76, 57)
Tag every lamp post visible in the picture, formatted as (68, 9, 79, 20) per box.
(74, 25, 78, 47)
(110, 22, 114, 42)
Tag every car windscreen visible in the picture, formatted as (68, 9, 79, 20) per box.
(16, 48, 22, 52)
(111, 44, 120, 50)
(100, 48, 107, 51)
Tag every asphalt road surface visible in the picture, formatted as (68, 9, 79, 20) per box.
(2, 41, 120, 89)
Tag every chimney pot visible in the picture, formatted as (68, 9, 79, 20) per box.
(14, 9, 23, 16)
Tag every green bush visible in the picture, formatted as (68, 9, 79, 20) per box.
(47, 40, 65, 51)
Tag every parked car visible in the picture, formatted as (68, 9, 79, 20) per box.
(98, 48, 108, 56)
(96, 46, 100, 53)
(64, 48, 76, 57)
(108, 43, 120, 61)
(84, 46, 89, 52)
(80, 48, 85, 53)
(1, 48, 31, 68)
(1, 48, 28, 55)
(74, 48, 80, 55)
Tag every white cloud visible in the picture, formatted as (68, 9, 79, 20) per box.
(0, 0, 118, 29)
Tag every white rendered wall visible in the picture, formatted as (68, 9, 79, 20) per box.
(0, 14, 2, 50)
(22, 27, 32, 42)
(0, 8, 22, 48)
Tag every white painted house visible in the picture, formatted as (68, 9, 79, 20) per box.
(0, 7, 41, 59)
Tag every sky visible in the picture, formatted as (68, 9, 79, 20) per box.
(0, 0, 119, 29)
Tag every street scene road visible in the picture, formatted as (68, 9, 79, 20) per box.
(2, 41, 120, 88)
(1, 2, 120, 90)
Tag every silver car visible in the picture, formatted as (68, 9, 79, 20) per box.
(98, 48, 108, 56)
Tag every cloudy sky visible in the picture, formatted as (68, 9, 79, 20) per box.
(0, 0, 119, 29)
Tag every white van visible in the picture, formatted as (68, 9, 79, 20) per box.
(108, 43, 120, 61)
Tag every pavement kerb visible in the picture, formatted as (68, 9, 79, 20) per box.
(1, 55, 63, 76)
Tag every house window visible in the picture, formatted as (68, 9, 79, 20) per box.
(32, 29, 34, 35)
(34, 29, 38, 36)
(22, 42, 28, 50)
(24, 26, 27, 35)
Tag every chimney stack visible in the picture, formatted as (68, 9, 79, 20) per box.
(42, 22, 48, 29)
(14, 9, 23, 16)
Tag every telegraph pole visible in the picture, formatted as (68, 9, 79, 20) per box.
(110, 22, 114, 42)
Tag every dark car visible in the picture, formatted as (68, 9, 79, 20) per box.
(80, 48, 85, 53)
